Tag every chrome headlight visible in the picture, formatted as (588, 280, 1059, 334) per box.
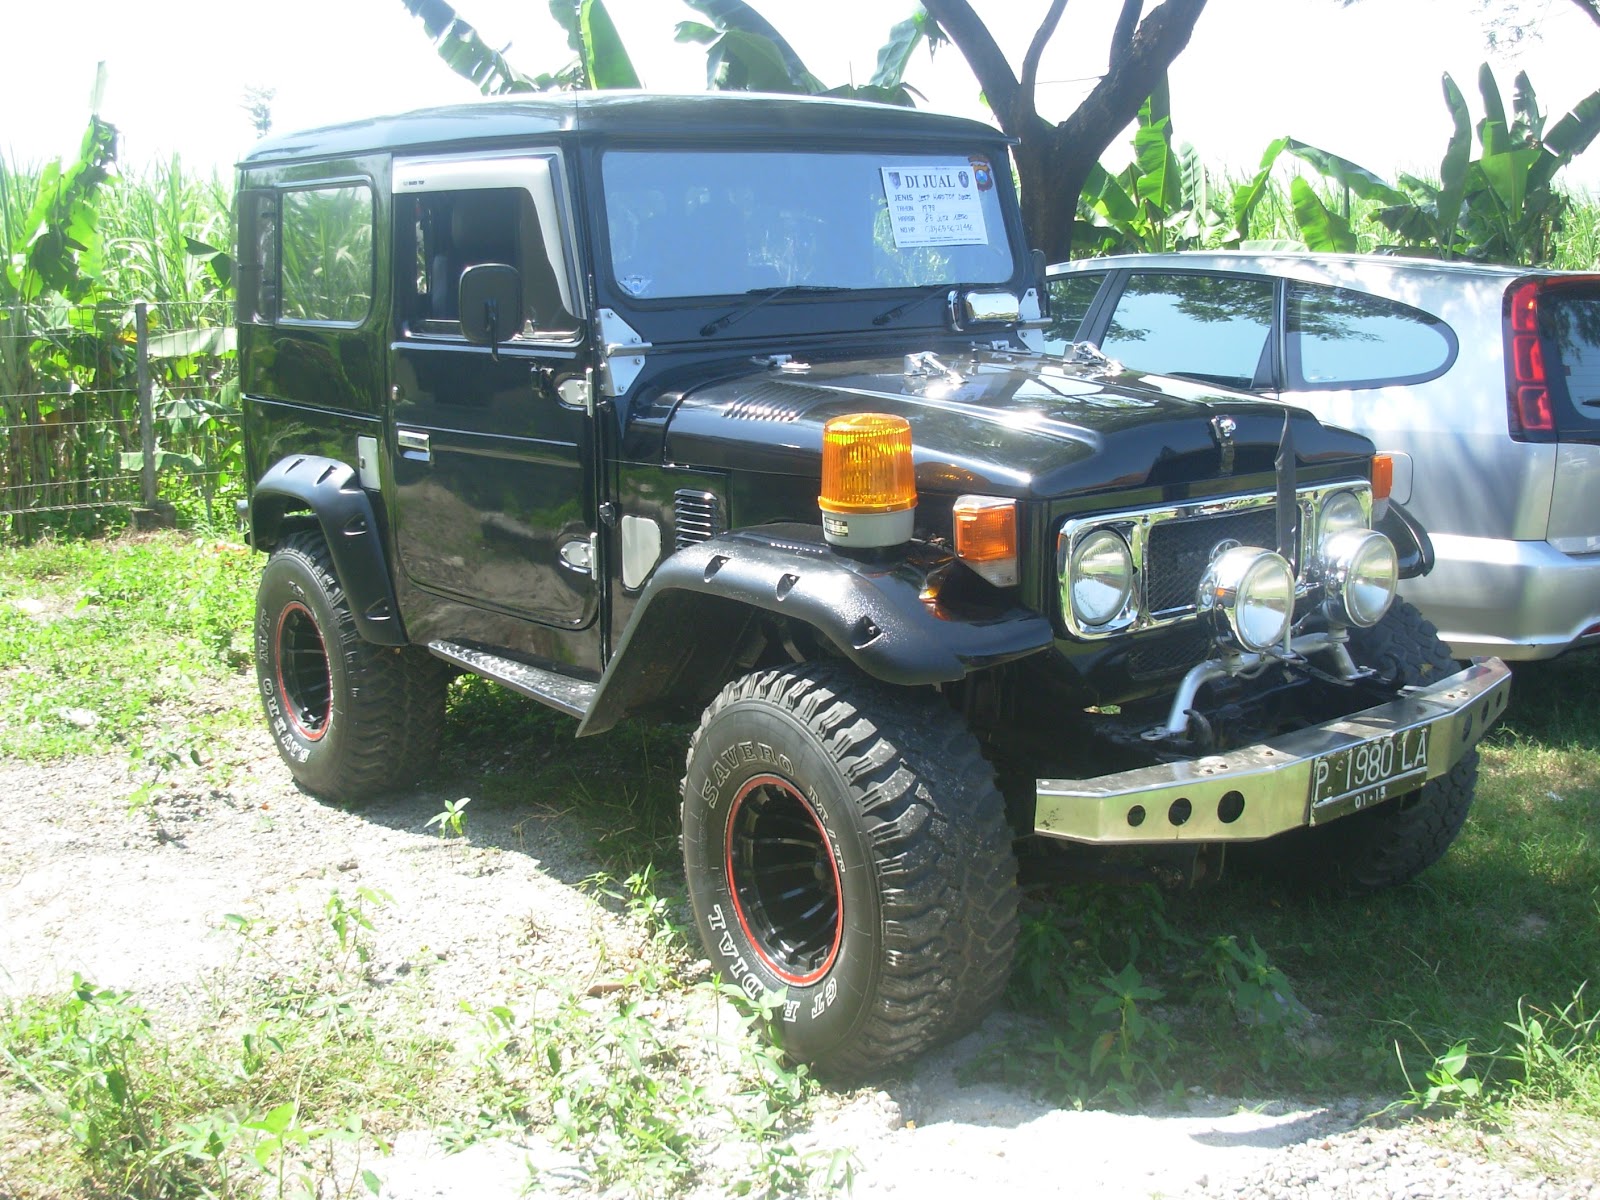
(1318, 489, 1368, 548)
(1069, 529, 1134, 627)
(1321, 528, 1397, 628)
(1197, 546, 1295, 652)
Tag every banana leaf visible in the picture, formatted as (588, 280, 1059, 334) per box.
(1290, 177, 1357, 253)
(580, 0, 641, 89)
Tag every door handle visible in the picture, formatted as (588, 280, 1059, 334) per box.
(397, 429, 431, 463)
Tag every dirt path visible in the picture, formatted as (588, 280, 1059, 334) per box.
(1, 713, 1594, 1199)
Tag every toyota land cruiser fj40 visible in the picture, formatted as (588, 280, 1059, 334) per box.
(237, 92, 1510, 1079)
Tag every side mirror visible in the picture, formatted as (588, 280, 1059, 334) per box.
(459, 264, 525, 354)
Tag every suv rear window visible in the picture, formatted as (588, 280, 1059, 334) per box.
(1539, 289, 1600, 427)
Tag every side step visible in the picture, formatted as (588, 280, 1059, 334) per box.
(427, 640, 596, 719)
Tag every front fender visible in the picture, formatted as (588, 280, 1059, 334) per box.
(249, 455, 407, 646)
(578, 524, 1054, 736)
(1377, 498, 1435, 579)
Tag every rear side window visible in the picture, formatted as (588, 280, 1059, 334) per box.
(1539, 289, 1600, 425)
(1286, 282, 1454, 388)
(1099, 273, 1275, 390)
(280, 184, 375, 325)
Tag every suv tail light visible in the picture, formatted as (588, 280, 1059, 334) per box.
(1506, 281, 1556, 442)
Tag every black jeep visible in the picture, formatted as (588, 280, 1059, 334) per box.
(236, 92, 1509, 1079)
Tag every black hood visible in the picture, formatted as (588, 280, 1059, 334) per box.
(661, 351, 1372, 500)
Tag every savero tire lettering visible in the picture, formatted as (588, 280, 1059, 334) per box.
(700, 740, 795, 808)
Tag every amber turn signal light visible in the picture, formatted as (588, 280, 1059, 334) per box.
(1371, 453, 1394, 502)
(953, 495, 1018, 587)
(819, 413, 917, 548)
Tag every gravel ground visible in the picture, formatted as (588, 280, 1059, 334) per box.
(2, 695, 1597, 1199)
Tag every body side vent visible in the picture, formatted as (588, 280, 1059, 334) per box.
(674, 489, 725, 549)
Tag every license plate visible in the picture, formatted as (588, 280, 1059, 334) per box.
(1310, 725, 1430, 813)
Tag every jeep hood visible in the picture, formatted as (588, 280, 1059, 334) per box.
(660, 352, 1371, 500)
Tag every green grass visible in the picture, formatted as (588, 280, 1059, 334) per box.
(0, 532, 258, 760)
(3, 532, 1599, 1165)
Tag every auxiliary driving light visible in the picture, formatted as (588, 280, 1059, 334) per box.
(1197, 545, 1295, 652)
(818, 413, 917, 548)
(1320, 528, 1398, 628)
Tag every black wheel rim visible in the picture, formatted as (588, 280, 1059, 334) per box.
(725, 775, 842, 985)
(275, 601, 331, 741)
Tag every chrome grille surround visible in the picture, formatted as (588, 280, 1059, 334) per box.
(1056, 483, 1372, 640)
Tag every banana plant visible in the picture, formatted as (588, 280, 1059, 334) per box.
(1075, 77, 1227, 254)
(675, 1, 939, 106)
(398, 0, 639, 93)
(1248, 65, 1600, 263)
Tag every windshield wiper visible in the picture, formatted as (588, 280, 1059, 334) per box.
(871, 284, 955, 328)
(698, 285, 848, 337)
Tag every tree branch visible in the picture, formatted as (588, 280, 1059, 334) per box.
(1058, 0, 1207, 151)
(918, 0, 1024, 133)
(1107, 0, 1143, 71)
(1018, 0, 1070, 129)
(1572, 0, 1600, 28)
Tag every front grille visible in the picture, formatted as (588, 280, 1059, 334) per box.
(1128, 625, 1217, 679)
(1145, 507, 1283, 614)
(674, 490, 724, 549)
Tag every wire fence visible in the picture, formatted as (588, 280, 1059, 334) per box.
(0, 298, 238, 542)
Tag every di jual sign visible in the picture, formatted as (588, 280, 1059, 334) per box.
(881, 163, 988, 248)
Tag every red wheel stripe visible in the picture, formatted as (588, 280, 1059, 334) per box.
(724, 773, 843, 987)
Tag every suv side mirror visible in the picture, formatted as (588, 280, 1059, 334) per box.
(459, 264, 525, 353)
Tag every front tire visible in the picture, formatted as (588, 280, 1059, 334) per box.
(254, 530, 448, 801)
(1253, 599, 1476, 893)
(680, 665, 1018, 1081)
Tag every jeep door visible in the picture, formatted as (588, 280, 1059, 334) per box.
(387, 154, 601, 668)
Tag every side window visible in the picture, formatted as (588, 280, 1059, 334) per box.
(1286, 282, 1454, 388)
(401, 185, 580, 340)
(1100, 273, 1275, 390)
(1043, 272, 1106, 350)
(279, 184, 374, 324)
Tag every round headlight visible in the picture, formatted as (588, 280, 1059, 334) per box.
(1070, 529, 1134, 627)
(1322, 528, 1397, 628)
(1197, 546, 1295, 652)
(1318, 490, 1367, 547)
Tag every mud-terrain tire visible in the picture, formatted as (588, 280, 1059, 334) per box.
(1252, 599, 1475, 894)
(254, 530, 449, 802)
(680, 665, 1018, 1081)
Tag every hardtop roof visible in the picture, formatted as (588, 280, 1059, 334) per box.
(241, 91, 1013, 168)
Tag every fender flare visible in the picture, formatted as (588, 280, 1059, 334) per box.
(249, 454, 407, 646)
(577, 525, 1054, 736)
(1377, 498, 1435, 580)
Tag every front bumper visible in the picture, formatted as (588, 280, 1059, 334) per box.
(1034, 658, 1510, 844)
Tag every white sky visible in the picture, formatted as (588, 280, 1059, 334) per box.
(4, 0, 1600, 193)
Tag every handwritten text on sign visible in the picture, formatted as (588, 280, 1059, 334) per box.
(880, 164, 988, 248)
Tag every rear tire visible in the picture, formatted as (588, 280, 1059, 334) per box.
(1250, 599, 1476, 894)
(680, 665, 1018, 1081)
(254, 530, 448, 801)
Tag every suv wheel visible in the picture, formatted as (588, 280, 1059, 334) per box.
(1251, 599, 1476, 893)
(254, 530, 449, 801)
(680, 665, 1018, 1080)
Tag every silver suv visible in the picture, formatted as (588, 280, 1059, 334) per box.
(1048, 252, 1600, 661)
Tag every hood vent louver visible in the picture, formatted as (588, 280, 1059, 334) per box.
(674, 490, 725, 549)
(720, 381, 810, 423)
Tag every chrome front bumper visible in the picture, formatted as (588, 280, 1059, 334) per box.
(1034, 658, 1511, 845)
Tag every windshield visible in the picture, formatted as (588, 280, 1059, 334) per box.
(601, 148, 1016, 301)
